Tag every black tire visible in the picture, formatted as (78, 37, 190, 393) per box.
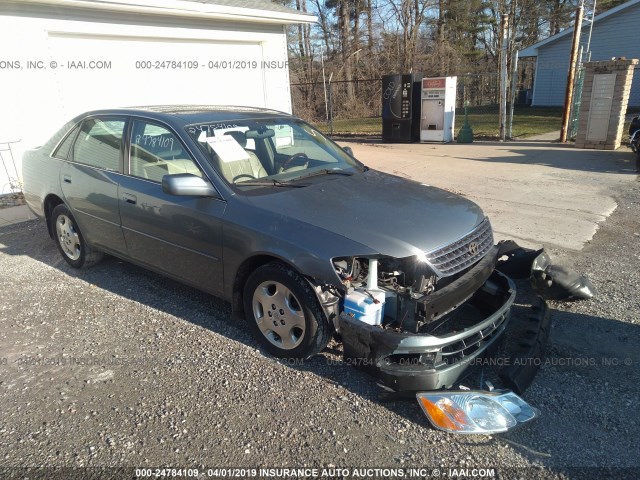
(243, 261, 331, 359)
(51, 204, 103, 269)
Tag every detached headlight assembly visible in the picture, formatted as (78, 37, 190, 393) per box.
(416, 390, 539, 434)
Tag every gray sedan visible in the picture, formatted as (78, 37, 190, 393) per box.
(23, 106, 530, 402)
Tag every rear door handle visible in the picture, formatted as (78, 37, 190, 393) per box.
(122, 193, 137, 205)
(63, 175, 72, 184)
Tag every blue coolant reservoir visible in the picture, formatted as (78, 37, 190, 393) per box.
(343, 289, 386, 325)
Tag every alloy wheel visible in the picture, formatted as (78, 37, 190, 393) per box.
(252, 280, 306, 350)
(55, 214, 81, 261)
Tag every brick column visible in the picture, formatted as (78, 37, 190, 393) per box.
(575, 58, 638, 150)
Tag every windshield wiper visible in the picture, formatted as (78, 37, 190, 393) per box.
(289, 169, 354, 182)
(234, 179, 307, 188)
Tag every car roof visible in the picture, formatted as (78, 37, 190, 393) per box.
(74, 105, 294, 126)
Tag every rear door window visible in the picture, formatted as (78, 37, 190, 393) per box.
(72, 118, 126, 171)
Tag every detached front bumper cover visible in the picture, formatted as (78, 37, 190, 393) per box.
(531, 251, 596, 300)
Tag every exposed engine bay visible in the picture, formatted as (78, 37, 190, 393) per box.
(331, 217, 497, 333)
(332, 249, 496, 335)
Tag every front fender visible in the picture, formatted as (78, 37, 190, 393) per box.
(221, 199, 378, 300)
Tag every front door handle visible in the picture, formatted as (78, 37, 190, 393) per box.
(122, 193, 137, 205)
(63, 175, 72, 184)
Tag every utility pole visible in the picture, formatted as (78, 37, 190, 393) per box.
(560, 4, 584, 143)
(499, 14, 509, 141)
(508, 50, 519, 139)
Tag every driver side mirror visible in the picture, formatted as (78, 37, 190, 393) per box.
(162, 173, 220, 198)
(342, 146, 355, 157)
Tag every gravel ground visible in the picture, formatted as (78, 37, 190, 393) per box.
(0, 178, 639, 480)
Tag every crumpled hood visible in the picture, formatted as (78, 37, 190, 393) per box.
(246, 169, 486, 259)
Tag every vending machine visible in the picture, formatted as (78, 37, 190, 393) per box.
(420, 77, 457, 142)
(382, 73, 422, 143)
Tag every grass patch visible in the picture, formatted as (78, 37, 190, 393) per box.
(463, 106, 563, 138)
(315, 117, 381, 136)
(311, 106, 564, 139)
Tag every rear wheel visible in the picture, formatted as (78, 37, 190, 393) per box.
(243, 262, 331, 358)
(51, 204, 103, 269)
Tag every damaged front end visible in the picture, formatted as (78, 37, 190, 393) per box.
(329, 220, 550, 433)
(337, 248, 515, 392)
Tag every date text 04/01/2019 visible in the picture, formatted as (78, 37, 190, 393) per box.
(134, 468, 452, 478)
(133, 60, 288, 69)
(207, 60, 289, 69)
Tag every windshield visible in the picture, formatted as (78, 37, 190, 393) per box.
(185, 118, 362, 187)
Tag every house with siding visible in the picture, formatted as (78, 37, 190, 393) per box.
(518, 0, 640, 107)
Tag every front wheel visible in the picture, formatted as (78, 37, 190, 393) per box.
(243, 262, 331, 359)
(51, 204, 103, 269)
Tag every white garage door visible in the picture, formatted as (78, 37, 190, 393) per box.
(47, 33, 267, 119)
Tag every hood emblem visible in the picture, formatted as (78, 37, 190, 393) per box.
(468, 242, 479, 255)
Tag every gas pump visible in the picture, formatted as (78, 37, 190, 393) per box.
(420, 77, 457, 142)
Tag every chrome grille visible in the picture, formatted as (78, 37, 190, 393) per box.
(440, 312, 509, 364)
(426, 218, 494, 276)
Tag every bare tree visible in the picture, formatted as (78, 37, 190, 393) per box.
(310, 0, 334, 54)
(384, 0, 436, 72)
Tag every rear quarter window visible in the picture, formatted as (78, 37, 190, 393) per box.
(52, 125, 80, 160)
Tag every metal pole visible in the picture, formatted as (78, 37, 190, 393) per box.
(508, 51, 519, 139)
(560, 5, 584, 143)
(499, 14, 509, 141)
(7, 142, 21, 191)
(321, 51, 329, 123)
(0, 148, 12, 188)
(328, 72, 334, 136)
(585, 0, 596, 61)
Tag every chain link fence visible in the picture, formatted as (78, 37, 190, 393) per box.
(291, 74, 562, 141)
(290, 78, 382, 138)
(457, 74, 500, 139)
(567, 66, 585, 140)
